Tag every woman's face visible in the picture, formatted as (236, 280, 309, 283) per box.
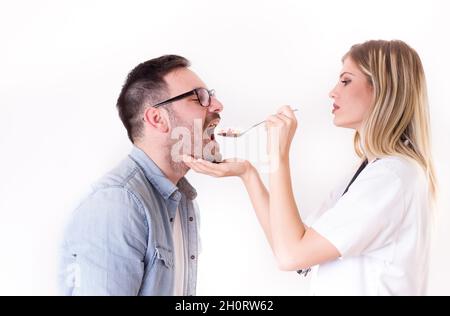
(329, 57, 374, 130)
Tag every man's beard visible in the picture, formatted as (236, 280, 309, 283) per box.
(166, 109, 222, 174)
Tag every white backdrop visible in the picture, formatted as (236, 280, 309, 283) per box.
(1, 0, 449, 295)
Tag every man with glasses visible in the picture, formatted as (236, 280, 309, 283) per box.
(59, 55, 224, 295)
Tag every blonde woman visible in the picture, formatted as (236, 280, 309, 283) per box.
(183, 40, 436, 295)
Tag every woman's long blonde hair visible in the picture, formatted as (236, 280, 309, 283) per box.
(345, 40, 437, 198)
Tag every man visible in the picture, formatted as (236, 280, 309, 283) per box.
(59, 55, 223, 295)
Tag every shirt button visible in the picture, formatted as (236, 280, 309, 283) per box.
(189, 217, 194, 221)
(190, 255, 195, 260)
(170, 218, 174, 222)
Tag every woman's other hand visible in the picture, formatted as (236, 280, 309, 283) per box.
(182, 155, 253, 180)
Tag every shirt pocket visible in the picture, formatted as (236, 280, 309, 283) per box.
(154, 246, 174, 269)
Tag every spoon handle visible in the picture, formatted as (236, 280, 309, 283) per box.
(240, 108, 299, 135)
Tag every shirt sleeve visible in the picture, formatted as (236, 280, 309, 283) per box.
(304, 184, 345, 226)
(61, 187, 149, 296)
(311, 165, 405, 258)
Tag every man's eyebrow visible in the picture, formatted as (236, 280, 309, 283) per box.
(340, 72, 355, 78)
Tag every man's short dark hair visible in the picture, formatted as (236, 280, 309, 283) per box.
(116, 55, 190, 142)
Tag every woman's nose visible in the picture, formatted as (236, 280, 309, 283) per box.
(329, 86, 337, 99)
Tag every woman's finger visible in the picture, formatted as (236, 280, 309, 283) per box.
(266, 115, 285, 128)
(222, 158, 246, 163)
(189, 159, 225, 177)
(194, 159, 229, 177)
(190, 162, 220, 177)
(276, 113, 291, 125)
(277, 105, 295, 118)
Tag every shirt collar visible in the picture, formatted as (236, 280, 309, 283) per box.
(177, 177, 198, 200)
(129, 145, 197, 201)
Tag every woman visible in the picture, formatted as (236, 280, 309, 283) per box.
(183, 40, 436, 295)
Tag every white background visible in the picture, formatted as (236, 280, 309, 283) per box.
(1, 0, 449, 295)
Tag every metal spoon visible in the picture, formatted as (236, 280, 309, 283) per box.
(217, 108, 299, 138)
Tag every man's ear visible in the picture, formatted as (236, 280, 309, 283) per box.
(143, 107, 170, 133)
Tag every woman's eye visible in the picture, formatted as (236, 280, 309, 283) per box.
(341, 80, 351, 86)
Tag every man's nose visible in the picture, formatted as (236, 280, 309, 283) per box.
(208, 97, 223, 113)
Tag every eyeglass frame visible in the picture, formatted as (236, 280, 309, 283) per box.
(152, 87, 216, 108)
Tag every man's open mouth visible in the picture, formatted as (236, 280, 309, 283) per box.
(205, 118, 220, 141)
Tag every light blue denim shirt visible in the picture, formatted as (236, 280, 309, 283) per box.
(59, 146, 200, 296)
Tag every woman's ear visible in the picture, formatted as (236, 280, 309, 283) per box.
(143, 107, 170, 133)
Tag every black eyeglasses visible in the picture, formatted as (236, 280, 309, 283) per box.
(152, 87, 215, 108)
